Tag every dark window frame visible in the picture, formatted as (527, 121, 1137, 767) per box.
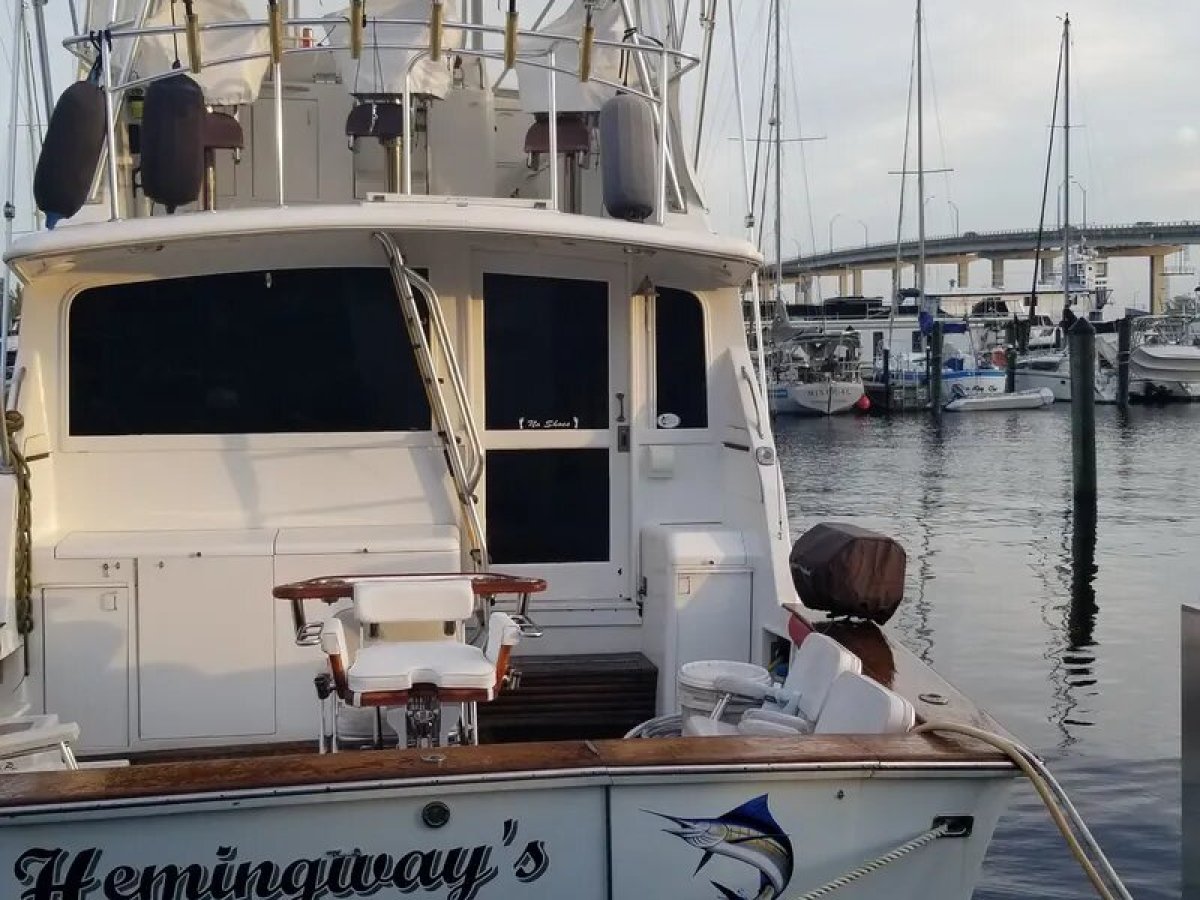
(482, 272, 610, 433)
(653, 287, 709, 430)
(66, 268, 432, 438)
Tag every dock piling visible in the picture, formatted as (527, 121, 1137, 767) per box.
(881, 348, 891, 413)
(1005, 345, 1017, 393)
(929, 322, 944, 412)
(1186, 603, 1200, 896)
(1068, 318, 1097, 500)
(1117, 315, 1131, 410)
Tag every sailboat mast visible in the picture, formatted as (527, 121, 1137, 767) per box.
(1061, 14, 1070, 310)
(773, 0, 783, 307)
(915, 0, 925, 296)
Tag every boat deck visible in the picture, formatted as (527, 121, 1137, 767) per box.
(0, 733, 1011, 812)
(0, 617, 1015, 812)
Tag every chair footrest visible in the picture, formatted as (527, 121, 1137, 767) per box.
(509, 614, 544, 638)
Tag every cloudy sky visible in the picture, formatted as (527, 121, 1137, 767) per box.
(3, 1, 1196, 304)
(689, 0, 1199, 304)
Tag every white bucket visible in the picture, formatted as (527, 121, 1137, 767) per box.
(677, 660, 771, 732)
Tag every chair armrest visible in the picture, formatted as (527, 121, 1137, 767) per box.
(711, 675, 773, 701)
(741, 707, 815, 733)
(737, 716, 806, 737)
(0, 723, 80, 759)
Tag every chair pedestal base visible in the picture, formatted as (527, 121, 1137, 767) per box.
(316, 694, 480, 753)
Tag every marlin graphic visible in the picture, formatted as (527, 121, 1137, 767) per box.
(647, 794, 794, 900)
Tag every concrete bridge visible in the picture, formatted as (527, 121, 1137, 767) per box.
(778, 221, 1200, 312)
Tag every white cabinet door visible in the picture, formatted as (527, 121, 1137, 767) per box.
(42, 587, 130, 751)
(137, 556, 275, 740)
(675, 571, 752, 667)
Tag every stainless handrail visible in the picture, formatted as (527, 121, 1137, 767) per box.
(374, 231, 489, 570)
(403, 267, 484, 492)
(63, 13, 697, 222)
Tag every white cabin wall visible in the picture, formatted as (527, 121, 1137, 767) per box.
(709, 305, 796, 663)
(15, 240, 477, 541)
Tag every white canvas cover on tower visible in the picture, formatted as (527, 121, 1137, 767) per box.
(135, 0, 272, 106)
(515, 1, 629, 114)
(330, 0, 463, 98)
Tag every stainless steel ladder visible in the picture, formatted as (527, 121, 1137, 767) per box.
(375, 232, 488, 570)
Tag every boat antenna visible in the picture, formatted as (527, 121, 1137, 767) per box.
(1026, 20, 1066, 344)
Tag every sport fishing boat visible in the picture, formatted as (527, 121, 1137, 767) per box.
(0, 3, 1128, 899)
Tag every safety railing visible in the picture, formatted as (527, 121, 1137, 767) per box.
(61, 7, 700, 223)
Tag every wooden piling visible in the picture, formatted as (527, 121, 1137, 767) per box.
(929, 322, 944, 412)
(1005, 345, 1017, 393)
(881, 348, 891, 413)
(1117, 315, 1132, 410)
(1185, 603, 1200, 898)
(1068, 318, 1097, 499)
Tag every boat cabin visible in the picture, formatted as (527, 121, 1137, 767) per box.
(0, 0, 801, 754)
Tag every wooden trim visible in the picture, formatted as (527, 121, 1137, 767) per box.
(493, 644, 513, 692)
(354, 686, 495, 706)
(328, 653, 350, 702)
(0, 735, 1012, 810)
(274, 572, 549, 603)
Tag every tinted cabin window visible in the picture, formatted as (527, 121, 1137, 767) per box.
(483, 274, 608, 430)
(654, 288, 707, 429)
(69, 268, 430, 435)
(487, 449, 609, 563)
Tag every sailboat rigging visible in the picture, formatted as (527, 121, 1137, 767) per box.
(761, 0, 864, 416)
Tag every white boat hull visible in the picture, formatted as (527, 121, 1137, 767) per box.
(0, 756, 1014, 900)
(1013, 367, 1073, 402)
(945, 388, 1055, 412)
(769, 380, 865, 416)
(1014, 362, 1117, 403)
(1129, 344, 1200, 400)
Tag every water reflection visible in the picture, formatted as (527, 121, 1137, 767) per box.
(1068, 498, 1099, 651)
(905, 418, 945, 664)
(774, 407, 1190, 898)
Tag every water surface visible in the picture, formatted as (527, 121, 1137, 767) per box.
(775, 405, 1189, 898)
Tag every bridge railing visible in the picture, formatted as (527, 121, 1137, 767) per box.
(797, 221, 1200, 264)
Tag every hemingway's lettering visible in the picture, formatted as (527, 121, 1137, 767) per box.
(15, 842, 508, 900)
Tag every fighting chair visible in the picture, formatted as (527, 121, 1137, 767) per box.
(313, 575, 533, 750)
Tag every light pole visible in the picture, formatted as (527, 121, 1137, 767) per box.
(828, 213, 843, 252)
(1058, 179, 1086, 229)
(856, 219, 869, 246)
(946, 200, 959, 235)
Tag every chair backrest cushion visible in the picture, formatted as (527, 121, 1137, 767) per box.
(813, 672, 915, 736)
(484, 611, 522, 664)
(353, 576, 475, 624)
(781, 632, 863, 720)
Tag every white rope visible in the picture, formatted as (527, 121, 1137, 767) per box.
(793, 823, 951, 900)
(914, 721, 1134, 900)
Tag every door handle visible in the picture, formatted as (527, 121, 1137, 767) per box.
(615, 392, 627, 423)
